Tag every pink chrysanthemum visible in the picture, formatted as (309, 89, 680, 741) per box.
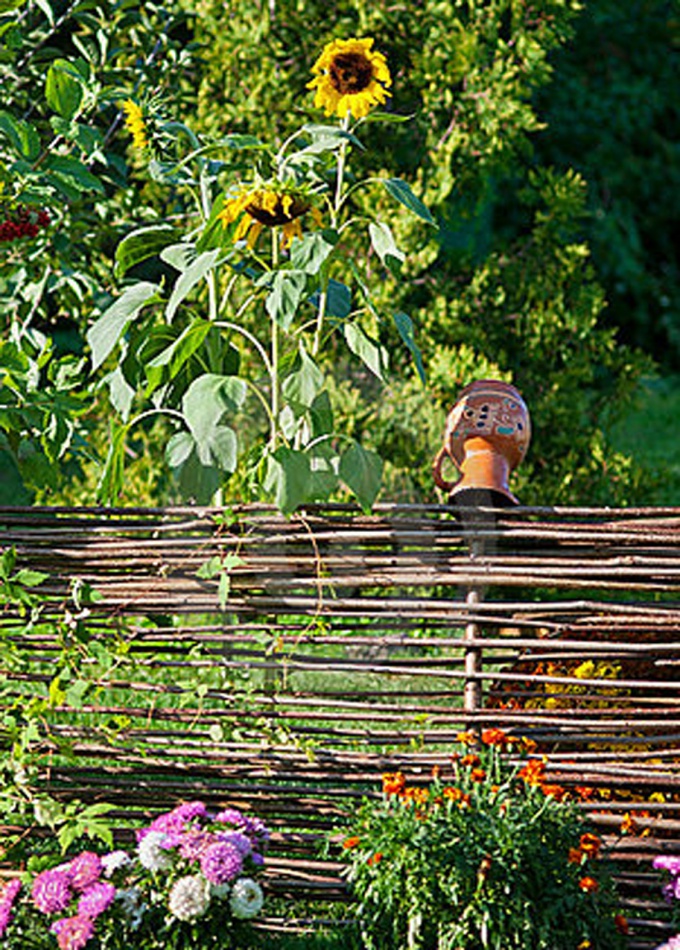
(78, 881, 116, 918)
(200, 841, 243, 884)
(52, 915, 95, 950)
(66, 853, 103, 893)
(32, 869, 72, 914)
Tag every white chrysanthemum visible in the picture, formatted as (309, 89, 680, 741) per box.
(168, 874, 210, 921)
(102, 850, 131, 877)
(229, 878, 264, 919)
(137, 831, 173, 871)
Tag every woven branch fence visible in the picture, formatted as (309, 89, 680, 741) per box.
(2, 502, 680, 946)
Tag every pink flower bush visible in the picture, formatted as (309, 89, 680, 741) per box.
(3, 801, 269, 947)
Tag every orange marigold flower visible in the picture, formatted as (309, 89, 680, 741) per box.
(481, 727, 510, 747)
(518, 759, 545, 786)
(456, 730, 478, 746)
(343, 836, 360, 849)
(520, 736, 538, 753)
(579, 833, 601, 857)
(382, 772, 406, 796)
(614, 914, 629, 934)
(470, 768, 486, 783)
(620, 812, 638, 835)
(460, 753, 481, 768)
(540, 783, 567, 801)
(579, 876, 599, 893)
(575, 785, 596, 801)
(568, 847, 584, 864)
(442, 786, 462, 801)
(403, 786, 429, 804)
(367, 852, 383, 866)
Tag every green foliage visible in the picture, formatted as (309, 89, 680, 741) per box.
(185, 0, 653, 507)
(337, 734, 627, 950)
(535, 0, 680, 369)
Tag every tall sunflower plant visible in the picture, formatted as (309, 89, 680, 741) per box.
(89, 37, 437, 511)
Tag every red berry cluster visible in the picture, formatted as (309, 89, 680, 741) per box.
(0, 206, 50, 243)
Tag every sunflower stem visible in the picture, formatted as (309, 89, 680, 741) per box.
(270, 230, 280, 448)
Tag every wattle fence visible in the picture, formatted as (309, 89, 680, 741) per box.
(2, 503, 679, 946)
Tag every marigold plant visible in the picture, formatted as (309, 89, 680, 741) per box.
(337, 729, 626, 950)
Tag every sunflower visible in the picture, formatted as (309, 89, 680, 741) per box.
(121, 99, 149, 150)
(218, 185, 322, 249)
(307, 37, 391, 120)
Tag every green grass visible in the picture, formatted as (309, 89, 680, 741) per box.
(609, 374, 680, 504)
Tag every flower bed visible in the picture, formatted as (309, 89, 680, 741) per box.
(0, 801, 269, 949)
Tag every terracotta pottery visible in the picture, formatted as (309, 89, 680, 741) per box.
(433, 379, 531, 506)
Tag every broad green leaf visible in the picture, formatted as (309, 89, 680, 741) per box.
(383, 178, 437, 226)
(265, 271, 307, 330)
(344, 322, 387, 381)
(106, 366, 135, 422)
(13, 568, 48, 587)
(182, 374, 246, 445)
(87, 282, 160, 370)
(176, 451, 220, 504)
(160, 243, 197, 272)
(265, 447, 311, 515)
(369, 221, 405, 277)
(393, 311, 426, 384)
(96, 422, 129, 504)
(115, 225, 179, 278)
(0, 0, 28, 12)
(166, 249, 220, 322)
(199, 424, 237, 471)
(362, 111, 415, 124)
(45, 59, 84, 120)
(147, 319, 212, 380)
(166, 431, 194, 469)
(290, 231, 337, 275)
(0, 110, 40, 161)
(310, 390, 334, 438)
(339, 442, 383, 511)
(325, 279, 352, 319)
(282, 345, 324, 409)
(45, 155, 104, 194)
(219, 133, 268, 150)
(300, 124, 364, 149)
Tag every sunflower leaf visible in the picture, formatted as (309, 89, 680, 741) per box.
(393, 311, 426, 384)
(383, 178, 437, 226)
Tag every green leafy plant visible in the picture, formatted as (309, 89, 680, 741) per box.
(90, 36, 436, 511)
(336, 729, 628, 949)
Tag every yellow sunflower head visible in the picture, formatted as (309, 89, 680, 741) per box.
(307, 37, 392, 120)
(218, 185, 322, 249)
(121, 99, 149, 151)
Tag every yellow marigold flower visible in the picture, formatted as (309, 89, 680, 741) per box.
(219, 185, 321, 249)
(307, 37, 392, 120)
(122, 99, 149, 151)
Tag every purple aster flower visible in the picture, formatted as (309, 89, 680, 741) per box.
(216, 830, 252, 858)
(78, 881, 116, 919)
(654, 856, 680, 876)
(199, 841, 243, 884)
(32, 869, 72, 914)
(178, 829, 212, 862)
(66, 852, 103, 893)
(0, 879, 22, 937)
(251, 852, 265, 866)
(214, 807, 245, 828)
(53, 914, 95, 950)
(141, 801, 208, 841)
